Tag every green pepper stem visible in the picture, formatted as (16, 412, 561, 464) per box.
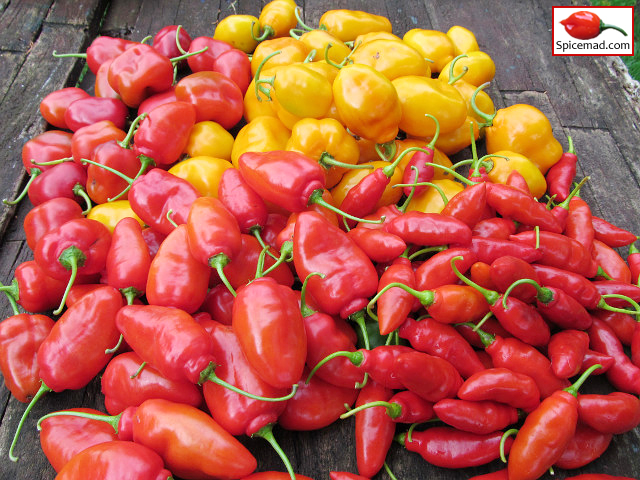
(384, 462, 399, 480)
(367, 282, 434, 322)
(450, 255, 500, 305)
(118, 112, 148, 149)
(300, 272, 325, 318)
(425, 114, 441, 148)
(598, 294, 640, 321)
(0, 279, 21, 316)
(209, 253, 237, 298)
(169, 45, 209, 65)
(600, 22, 628, 36)
(455, 321, 496, 348)
(566, 135, 575, 155)
(393, 180, 450, 206)
(349, 309, 370, 351)
(108, 154, 155, 202)
(3, 169, 42, 206)
(407, 245, 447, 261)
(305, 350, 364, 384)
(53, 245, 86, 315)
(555, 176, 589, 211)
(501, 278, 550, 309)
(318, 152, 374, 171)
(500, 428, 519, 463)
(293, 6, 317, 32)
(10, 381, 52, 462)
(564, 364, 602, 397)
(52, 50, 87, 59)
(253, 50, 281, 101)
(253, 423, 296, 480)
(252, 22, 275, 42)
(81, 158, 134, 185)
(375, 141, 398, 163)
(470, 82, 496, 125)
(72, 183, 93, 215)
(105, 334, 124, 354)
(447, 54, 469, 85)
(37, 409, 122, 434)
(307, 189, 385, 224)
(130, 361, 147, 379)
(340, 400, 402, 420)
(175, 25, 188, 55)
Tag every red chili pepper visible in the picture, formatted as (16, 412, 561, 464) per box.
(346, 227, 407, 264)
(218, 167, 269, 237)
(330, 472, 370, 480)
(385, 211, 473, 247)
(578, 391, 640, 434)
(581, 349, 615, 375)
(470, 236, 543, 264)
(553, 422, 613, 470)
(440, 181, 489, 229)
(628, 243, 640, 285)
(531, 263, 601, 309)
(0, 313, 54, 403)
(472, 217, 516, 240)
(39, 88, 91, 130)
(590, 217, 637, 252)
(145, 225, 210, 314)
(152, 25, 192, 65)
(243, 472, 315, 480)
(86, 139, 144, 204)
(374, 257, 416, 335)
(470, 261, 498, 291)
(485, 183, 563, 233)
(560, 10, 628, 39)
(293, 211, 378, 318)
(564, 196, 595, 250)
(399, 317, 485, 379)
(546, 136, 577, 202)
(504, 169, 531, 195)
(141, 227, 166, 259)
(394, 350, 463, 402)
(101, 351, 203, 416)
(0, 260, 67, 314)
(468, 469, 509, 480)
(21, 130, 73, 180)
(354, 379, 395, 478)
(548, 329, 590, 378)
(565, 475, 638, 480)
(592, 280, 640, 308)
(174, 71, 244, 128)
(39, 407, 120, 472)
(489, 255, 539, 303)
(200, 284, 235, 326)
(592, 238, 632, 282)
(414, 247, 477, 291)
(433, 398, 519, 434)
(26, 161, 90, 212)
(54, 440, 173, 480)
(64, 96, 129, 132)
(459, 364, 540, 411)
(71, 119, 126, 164)
(397, 426, 512, 468)
(136, 86, 178, 115)
(187, 36, 232, 72)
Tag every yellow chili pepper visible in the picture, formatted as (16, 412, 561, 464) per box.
(213, 14, 262, 53)
(446, 25, 479, 56)
(486, 150, 548, 199)
(257, 0, 299, 40)
(331, 159, 403, 209)
(168, 156, 233, 197)
(438, 51, 496, 86)
(353, 31, 403, 46)
(403, 29, 455, 73)
(392, 75, 467, 137)
(286, 117, 360, 188)
(405, 178, 464, 214)
(432, 117, 481, 156)
(269, 92, 304, 130)
(349, 38, 430, 80)
(86, 200, 144, 233)
(319, 9, 392, 42)
(449, 77, 495, 125)
(243, 76, 277, 122)
(183, 121, 234, 161)
(333, 63, 402, 144)
(297, 29, 351, 64)
(250, 37, 311, 76)
(231, 116, 291, 168)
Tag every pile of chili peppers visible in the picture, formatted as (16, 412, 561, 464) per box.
(1, 1, 640, 479)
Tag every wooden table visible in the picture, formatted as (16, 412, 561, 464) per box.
(1, 0, 639, 479)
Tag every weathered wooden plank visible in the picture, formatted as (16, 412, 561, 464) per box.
(46, 0, 107, 27)
(0, 1, 53, 52)
(0, 51, 22, 101)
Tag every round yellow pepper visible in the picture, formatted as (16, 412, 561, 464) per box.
(87, 200, 144, 233)
(349, 38, 431, 80)
(231, 116, 291, 168)
(213, 15, 261, 54)
(403, 29, 455, 73)
(353, 31, 403, 46)
(184, 121, 234, 160)
(486, 150, 548, 199)
(257, 0, 299, 39)
(433, 117, 481, 156)
(438, 51, 496, 87)
(319, 9, 392, 42)
(449, 78, 495, 125)
(405, 178, 464, 214)
(267, 63, 334, 118)
(446, 25, 479, 56)
(331, 160, 404, 210)
(168, 156, 233, 197)
(250, 37, 311, 76)
(298, 29, 351, 64)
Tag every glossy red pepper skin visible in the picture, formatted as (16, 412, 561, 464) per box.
(175, 71, 244, 129)
(107, 43, 174, 107)
(243, 473, 315, 480)
(340, 168, 391, 222)
(553, 422, 612, 470)
(279, 367, 358, 431)
(152, 24, 192, 64)
(401, 149, 435, 197)
(534, 285, 593, 330)
(132, 101, 197, 165)
(116, 304, 216, 385)
(489, 255, 539, 303)
(354, 379, 395, 478)
(394, 350, 463, 402)
(355, 345, 414, 390)
(472, 217, 516, 240)
(385, 211, 473, 246)
(489, 294, 550, 348)
(218, 168, 269, 235)
(347, 227, 406, 264)
(581, 349, 615, 375)
(546, 143, 577, 202)
(105, 217, 151, 299)
(145, 225, 210, 313)
(187, 36, 232, 72)
(548, 329, 590, 378)
(6, 260, 67, 313)
(213, 48, 252, 92)
(27, 161, 88, 208)
(399, 317, 485, 379)
(64, 96, 129, 132)
(414, 247, 477, 291)
(39, 88, 91, 130)
(510, 230, 598, 278)
(22, 130, 73, 174)
(71, 119, 126, 164)
(433, 398, 519, 434)
(376, 257, 415, 335)
(560, 10, 627, 39)
(591, 215, 637, 247)
(457, 367, 541, 412)
(593, 280, 640, 307)
(565, 476, 638, 480)
(55, 440, 173, 480)
(531, 264, 601, 309)
(101, 351, 203, 416)
(507, 389, 579, 480)
(233, 277, 307, 389)
(578, 391, 640, 434)
(238, 150, 327, 213)
(200, 284, 234, 325)
(592, 238, 632, 282)
(440, 182, 488, 229)
(38, 286, 124, 392)
(129, 168, 201, 236)
(421, 284, 490, 325)
(330, 472, 370, 480)
(0, 313, 54, 403)
(136, 86, 178, 114)
(293, 211, 378, 317)
(468, 469, 509, 480)
(85, 36, 137, 74)
(400, 426, 512, 468)
(86, 140, 142, 204)
(202, 319, 288, 436)
(469, 236, 543, 264)
(564, 196, 595, 250)
(486, 183, 563, 233)
(39, 407, 120, 472)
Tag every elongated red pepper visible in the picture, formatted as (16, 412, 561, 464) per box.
(341, 389, 435, 424)
(592, 280, 640, 307)
(385, 211, 473, 246)
(564, 196, 595, 250)
(217, 167, 269, 238)
(489, 255, 539, 303)
(374, 256, 416, 335)
(548, 329, 590, 378)
(472, 217, 516, 240)
(346, 227, 407, 264)
(592, 215, 638, 247)
(546, 136, 577, 202)
(394, 350, 463, 402)
(553, 422, 612, 470)
(440, 181, 488, 229)
(414, 247, 477, 291)
(531, 263, 601, 309)
(592, 238, 632, 282)
(433, 398, 519, 434)
(26, 161, 90, 212)
(577, 391, 640, 434)
(470, 236, 543, 264)
(71, 119, 126, 164)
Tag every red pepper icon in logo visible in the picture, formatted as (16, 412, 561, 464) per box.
(560, 10, 628, 40)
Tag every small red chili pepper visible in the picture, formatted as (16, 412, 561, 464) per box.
(86, 140, 144, 204)
(414, 247, 477, 291)
(440, 181, 489, 230)
(578, 391, 640, 435)
(553, 422, 613, 470)
(186, 36, 232, 73)
(39, 407, 120, 472)
(0, 260, 67, 314)
(593, 238, 632, 282)
(385, 210, 473, 247)
(547, 329, 590, 378)
(53, 440, 173, 480)
(468, 469, 509, 480)
(370, 256, 415, 335)
(592, 280, 640, 308)
(560, 10, 628, 39)
(581, 349, 615, 375)
(136, 86, 178, 114)
(71, 119, 126, 164)
(213, 48, 252, 93)
(470, 261, 498, 291)
(21, 129, 73, 176)
(330, 472, 370, 480)
(101, 351, 203, 416)
(546, 135, 577, 202)
(472, 217, 516, 240)
(217, 167, 269, 238)
(564, 196, 595, 250)
(531, 263, 601, 309)
(152, 24, 192, 65)
(39, 88, 91, 130)
(433, 398, 519, 435)
(64, 96, 129, 132)
(396, 426, 513, 468)
(488, 255, 539, 303)
(394, 350, 463, 402)
(470, 236, 543, 264)
(591, 215, 638, 247)
(346, 227, 407, 264)
(200, 284, 234, 326)
(628, 243, 640, 285)
(505, 168, 531, 195)
(25, 162, 91, 214)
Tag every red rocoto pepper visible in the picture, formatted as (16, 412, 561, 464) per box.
(136, 86, 178, 114)
(375, 256, 416, 335)
(86, 139, 144, 204)
(105, 217, 152, 304)
(81, 35, 138, 74)
(399, 317, 485, 379)
(54, 440, 173, 480)
(107, 43, 175, 107)
(457, 367, 541, 412)
(577, 391, 640, 434)
(145, 225, 210, 314)
(384, 211, 473, 247)
(433, 398, 519, 435)
(592, 238, 632, 282)
(553, 422, 613, 470)
(0, 313, 54, 403)
(132, 101, 197, 166)
(101, 351, 203, 416)
(64, 96, 129, 132)
(469, 236, 543, 265)
(71, 120, 126, 164)
(546, 136, 577, 202)
(560, 10, 628, 39)
(393, 350, 463, 402)
(152, 24, 192, 65)
(397, 426, 513, 468)
(548, 329, 590, 379)
(440, 181, 489, 229)
(293, 211, 378, 318)
(354, 378, 395, 478)
(472, 217, 517, 240)
(39, 88, 91, 130)
(186, 36, 232, 73)
(27, 161, 89, 210)
(217, 167, 269, 237)
(21, 129, 73, 174)
(531, 263, 601, 309)
(232, 277, 307, 389)
(213, 47, 253, 94)
(1, 260, 67, 314)
(346, 227, 407, 264)
(39, 407, 120, 472)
